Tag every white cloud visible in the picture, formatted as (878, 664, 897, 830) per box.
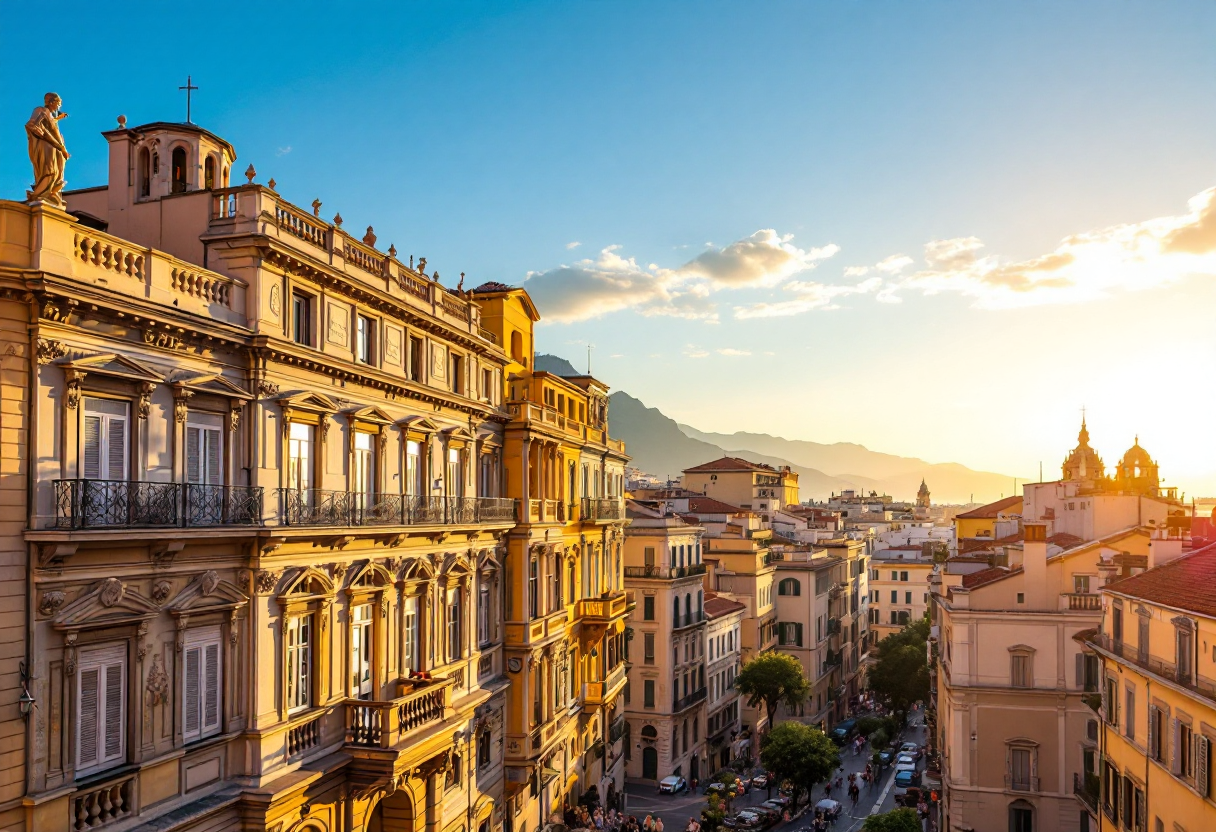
(524, 229, 839, 323)
(875, 254, 913, 274)
(566, 241, 582, 250)
(717, 348, 751, 356)
(683, 345, 710, 359)
(276, 145, 292, 156)
(877, 187, 1216, 308)
(734, 277, 882, 319)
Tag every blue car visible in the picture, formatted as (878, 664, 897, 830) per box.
(893, 768, 921, 801)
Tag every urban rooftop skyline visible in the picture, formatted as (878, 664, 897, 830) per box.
(4, 1, 1215, 494)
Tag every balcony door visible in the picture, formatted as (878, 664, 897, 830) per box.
(350, 603, 373, 699)
(82, 397, 129, 525)
(287, 422, 313, 492)
(353, 432, 375, 512)
(185, 412, 224, 523)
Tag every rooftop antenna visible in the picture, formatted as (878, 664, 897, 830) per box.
(179, 75, 198, 124)
(1039, 461, 1043, 483)
(587, 344, 594, 375)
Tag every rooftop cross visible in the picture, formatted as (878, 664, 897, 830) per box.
(178, 75, 198, 124)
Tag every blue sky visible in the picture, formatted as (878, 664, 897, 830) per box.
(5, 1, 1216, 493)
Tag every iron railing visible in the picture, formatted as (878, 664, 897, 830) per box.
(581, 497, 624, 521)
(279, 490, 516, 527)
(624, 563, 707, 579)
(54, 479, 264, 529)
(1073, 772, 1099, 813)
(673, 686, 708, 712)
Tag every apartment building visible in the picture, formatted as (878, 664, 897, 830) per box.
(1085, 536, 1216, 832)
(1, 114, 627, 832)
(869, 547, 934, 642)
(704, 594, 745, 771)
(621, 500, 707, 783)
(681, 457, 799, 518)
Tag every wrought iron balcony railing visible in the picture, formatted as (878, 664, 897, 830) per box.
(54, 479, 264, 529)
(581, 497, 623, 522)
(279, 490, 516, 527)
(624, 563, 707, 579)
(673, 686, 708, 712)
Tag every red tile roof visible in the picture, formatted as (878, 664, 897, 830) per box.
(960, 565, 1022, 589)
(684, 456, 777, 473)
(688, 496, 751, 515)
(955, 496, 1023, 519)
(1103, 542, 1216, 617)
(704, 594, 747, 618)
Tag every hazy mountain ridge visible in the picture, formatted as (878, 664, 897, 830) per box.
(533, 354, 1019, 502)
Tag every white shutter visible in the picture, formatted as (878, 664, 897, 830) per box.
(83, 415, 102, 479)
(106, 415, 127, 480)
(203, 642, 220, 732)
(1075, 653, 1084, 688)
(184, 626, 222, 740)
(186, 427, 201, 484)
(76, 643, 125, 776)
(183, 646, 201, 739)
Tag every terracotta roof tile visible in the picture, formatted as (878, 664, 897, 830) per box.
(688, 496, 751, 515)
(684, 457, 776, 473)
(956, 496, 1023, 519)
(961, 565, 1021, 589)
(704, 595, 747, 618)
(1103, 542, 1216, 617)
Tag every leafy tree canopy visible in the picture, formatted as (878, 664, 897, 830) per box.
(862, 808, 921, 832)
(758, 722, 839, 808)
(867, 617, 930, 717)
(735, 652, 810, 728)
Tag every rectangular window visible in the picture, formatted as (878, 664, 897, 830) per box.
(905, 591, 912, 604)
(183, 626, 222, 742)
(292, 291, 313, 346)
(1149, 705, 1163, 760)
(643, 595, 655, 621)
(185, 412, 223, 486)
(353, 432, 375, 500)
(446, 447, 463, 497)
(404, 596, 419, 672)
(478, 585, 491, 646)
(405, 440, 422, 497)
(1011, 654, 1031, 688)
(351, 603, 373, 699)
(447, 587, 462, 663)
(529, 559, 539, 619)
(481, 368, 493, 402)
(1074, 575, 1091, 594)
(286, 615, 312, 713)
(356, 314, 375, 364)
(76, 643, 126, 777)
(890, 590, 898, 603)
(900, 571, 909, 581)
(408, 336, 423, 381)
(1179, 721, 1194, 779)
(1125, 686, 1136, 739)
(644, 633, 655, 664)
(450, 353, 464, 394)
(287, 422, 314, 491)
(644, 679, 655, 708)
(83, 397, 129, 481)
(1010, 747, 1032, 790)
(478, 730, 491, 768)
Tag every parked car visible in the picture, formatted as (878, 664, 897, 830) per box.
(895, 753, 917, 769)
(659, 775, 688, 794)
(751, 774, 769, 788)
(829, 718, 858, 744)
(724, 810, 770, 831)
(899, 742, 922, 760)
(762, 796, 790, 808)
(706, 782, 731, 797)
(892, 769, 922, 801)
(877, 749, 896, 765)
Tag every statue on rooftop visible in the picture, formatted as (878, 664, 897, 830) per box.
(26, 93, 70, 208)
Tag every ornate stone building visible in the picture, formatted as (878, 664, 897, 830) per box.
(0, 111, 627, 832)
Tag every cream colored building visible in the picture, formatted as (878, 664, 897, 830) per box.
(681, 458, 799, 517)
(0, 113, 627, 832)
(621, 500, 707, 783)
(704, 594, 745, 771)
(869, 547, 934, 643)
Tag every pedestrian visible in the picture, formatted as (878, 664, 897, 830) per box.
(655, 818, 664, 832)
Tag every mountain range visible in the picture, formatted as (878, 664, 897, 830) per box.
(534, 354, 1021, 503)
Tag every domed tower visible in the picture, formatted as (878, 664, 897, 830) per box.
(1062, 417, 1105, 487)
(1113, 437, 1160, 496)
(916, 479, 931, 509)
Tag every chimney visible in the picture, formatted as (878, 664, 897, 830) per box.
(1023, 522, 1048, 609)
(1148, 527, 1184, 570)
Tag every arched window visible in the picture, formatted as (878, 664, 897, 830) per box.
(641, 725, 657, 740)
(204, 156, 216, 189)
(778, 578, 801, 596)
(138, 148, 151, 197)
(684, 594, 692, 626)
(697, 590, 703, 618)
(673, 598, 680, 624)
(510, 330, 523, 362)
(171, 147, 188, 193)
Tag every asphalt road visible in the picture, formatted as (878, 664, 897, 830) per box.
(624, 712, 928, 832)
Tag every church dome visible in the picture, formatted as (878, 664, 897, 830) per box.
(1062, 418, 1105, 483)
(1120, 437, 1154, 470)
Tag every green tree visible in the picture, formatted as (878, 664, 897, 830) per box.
(867, 617, 930, 719)
(758, 722, 839, 809)
(861, 808, 921, 832)
(701, 793, 728, 832)
(734, 652, 810, 729)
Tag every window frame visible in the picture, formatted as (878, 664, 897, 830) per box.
(75, 641, 128, 779)
(183, 625, 223, 743)
(291, 290, 315, 347)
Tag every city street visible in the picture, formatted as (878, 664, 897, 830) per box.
(624, 712, 929, 832)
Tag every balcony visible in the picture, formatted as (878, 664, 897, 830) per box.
(1061, 592, 1102, 611)
(1089, 633, 1216, 704)
(71, 770, 136, 831)
(279, 491, 516, 527)
(576, 591, 630, 623)
(673, 610, 707, 631)
(826, 618, 842, 636)
(581, 498, 624, 522)
(1073, 772, 1099, 814)
(624, 563, 707, 580)
(344, 677, 453, 750)
(763, 550, 785, 565)
(583, 663, 628, 709)
(673, 686, 708, 712)
(525, 498, 564, 523)
(54, 479, 263, 529)
(609, 714, 628, 744)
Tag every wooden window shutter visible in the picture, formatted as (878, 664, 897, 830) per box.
(1198, 735, 1211, 797)
(183, 646, 201, 738)
(1148, 706, 1157, 759)
(106, 415, 127, 480)
(1171, 718, 1181, 774)
(203, 642, 220, 732)
(83, 415, 102, 479)
(186, 426, 201, 484)
(1135, 786, 1146, 831)
(1075, 653, 1084, 688)
(1102, 679, 1110, 721)
(77, 666, 100, 768)
(795, 623, 803, 647)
